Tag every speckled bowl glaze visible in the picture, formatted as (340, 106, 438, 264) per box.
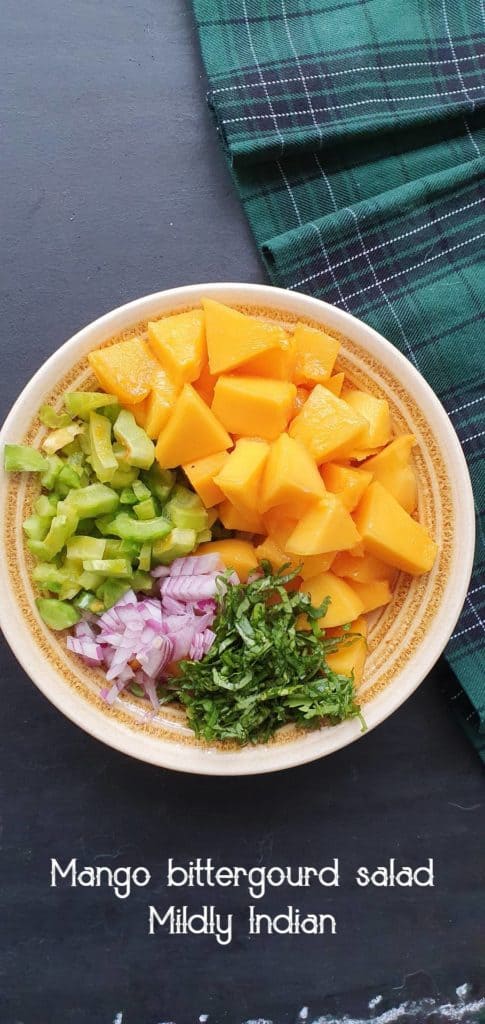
(0, 283, 475, 774)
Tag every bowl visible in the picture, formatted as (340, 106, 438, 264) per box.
(0, 282, 475, 774)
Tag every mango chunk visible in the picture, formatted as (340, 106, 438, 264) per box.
(321, 463, 373, 512)
(125, 398, 148, 428)
(364, 434, 418, 513)
(324, 372, 345, 397)
(255, 537, 335, 579)
(147, 310, 205, 385)
(155, 384, 231, 468)
(143, 368, 180, 439)
(203, 299, 287, 375)
(353, 481, 437, 575)
(286, 493, 361, 556)
(331, 550, 396, 584)
(218, 500, 265, 534)
(348, 578, 393, 613)
(326, 616, 368, 686)
(295, 387, 310, 413)
(212, 376, 296, 440)
(235, 332, 294, 379)
(194, 358, 218, 407)
(183, 450, 230, 507)
(196, 539, 258, 583)
(89, 337, 160, 405)
(344, 389, 391, 449)
(259, 433, 326, 515)
(300, 572, 364, 628)
(214, 438, 269, 514)
(263, 509, 298, 550)
(292, 323, 340, 386)
(289, 385, 367, 463)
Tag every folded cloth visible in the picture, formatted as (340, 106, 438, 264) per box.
(192, 0, 485, 755)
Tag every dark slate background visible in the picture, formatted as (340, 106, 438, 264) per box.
(1, 2, 484, 1022)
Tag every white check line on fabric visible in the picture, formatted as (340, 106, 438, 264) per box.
(348, 208, 418, 367)
(449, 393, 485, 416)
(442, 0, 477, 108)
(211, 54, 482, 95)
(278, 0, 350, 311)
(461, 428, 485, 444)
(465, 594, 485, 635)
(290, 197, 484, 290)
(241, 0, 285, 156)
(307, 231, 485, 303)
(467, 583, 485, 597)
(451, 621, 483, 640)
(221, 86, 484, 124)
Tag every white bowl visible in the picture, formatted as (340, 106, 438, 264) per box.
(0, 283, 475, 774)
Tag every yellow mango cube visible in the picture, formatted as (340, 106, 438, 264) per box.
(235, 332, 294, 379)
(218, 500, 265, 534)
(212, 376, 296, 440)
(147, 310, 205, 385)
(259, 433, 326, 515)
(348, 578, 393, 613)
(292, 323, 340, 385)
(155, 385, 231, 468)
(143, 368, 180, 439)
(263, 509, 298, 550)
(214, 439, 270, 514)
(124, 398, 148, 428)
(364, 434, 418, 513)
(326, 616, 368, 686)
(89, 336, 160, 405)
(286, 493, 361, 556)
(321, 462, 373, 511)
(289, 385, 367, 462)
(353, 481, 437, 575)
(183, 450, 230, 508)
(193, 358, 218, 407)
(203, 299, 287, 375)
(343, 389, 391, 453)
(255, 537, 299, 572)
(300, 572, 364, 628)
(331, 550, 396, 584)
(324, 372, 345, 397)
(196, 539, 258, 583)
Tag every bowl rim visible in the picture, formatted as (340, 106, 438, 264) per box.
(0, 282, 476, 774)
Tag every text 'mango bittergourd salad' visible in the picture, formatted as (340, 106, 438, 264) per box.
(4, 300, 438, 745)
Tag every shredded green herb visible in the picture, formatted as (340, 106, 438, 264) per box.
(169, 563, 365, 744)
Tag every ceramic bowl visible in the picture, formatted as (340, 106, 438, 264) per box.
(0, 283, 475, 774)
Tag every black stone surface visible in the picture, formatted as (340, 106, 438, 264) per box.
(1, 2, 483, 1022)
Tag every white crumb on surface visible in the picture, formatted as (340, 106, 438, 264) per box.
(369, 996, 383, 1009)
(299, 1009, 309, 1021)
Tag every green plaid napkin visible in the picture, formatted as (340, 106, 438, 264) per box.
(191, 0, 485, 754)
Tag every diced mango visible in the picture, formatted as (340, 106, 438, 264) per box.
(125, 398, 148, 428)
(203, 299, 287, 375)
(343, 389, 391, 454)
(256, 536, 335, 579)
(143, 368, 180, 438)
(295, 387, 311, 413)
(214, 438, 269, 514)
(292, 323, 340, 385)
(286, 493, 361, 556)
(353, 481, 437, 575)
(364, 434, 418, 513)
(235, 332, 294, 379)
(155, 384, 231, 468)
(259, 433, 326, 515)
(193, 358, 218, 407)
(289, 385, 367, 462)
(324, 372, 345, 397)
(147, 310, 205, 384)
(218, 500, 265, 534)
(263, 509, 298, 550)
(300, 572, 364, 628)
(320, 463, 373, 511)
(326, 616, 368, 686)
(196, 539, 258, 583)
(183, 450, 230, 508)
(348, 578, 393, 613)
(331, 550, 396, 584)
(88, 336, 160, 405)
(212, 376, 296, 440)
